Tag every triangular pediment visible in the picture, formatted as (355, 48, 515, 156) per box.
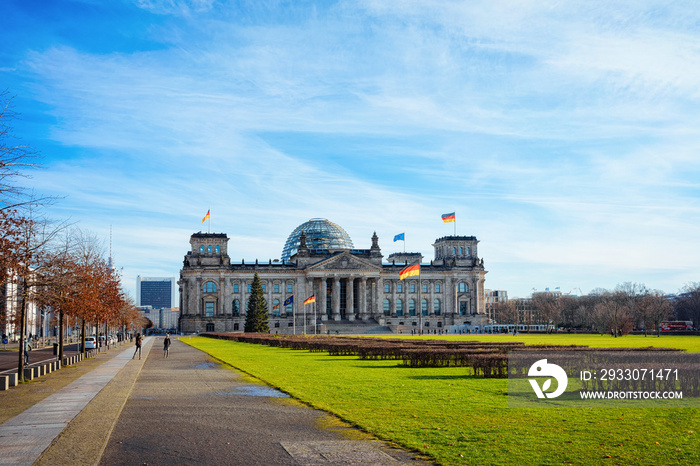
(307, 252, 381, 272)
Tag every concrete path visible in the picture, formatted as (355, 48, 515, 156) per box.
(0, 338, 153, 465)
(0, 337, 427, 465)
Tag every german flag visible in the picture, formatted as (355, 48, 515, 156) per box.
(399, 263, 420, 280)
(202, 209, 211, 223)
(441, 212, 455, 223)
(304, 295, 316, 305)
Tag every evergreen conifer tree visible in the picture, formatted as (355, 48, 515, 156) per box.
(244, 273, 269, 333)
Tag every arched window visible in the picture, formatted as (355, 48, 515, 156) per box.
(272, 299, 280, 316)
(434, 299, 441, 316)
(216, 245, 220, 253)
(410, 283, 416, 293)
(207, 245, 212, 253)
(384, 283, 391, 293)
(396, 299, 403, 316)
(383, 299, 391, 316)
(460, 247, 463, 255)
(422, 284, 428, 293)
(200, 245, 205, 253)
(452, 247, 456, 255)
(397, 283, 403, 293)
(232, 299, 240, 317)
(422, 299, 429, 316)
(203, 282, 217, 293)
(458, 282, 469, 293)
(435, 283, 441, 293)
(409, 299, 416, 316)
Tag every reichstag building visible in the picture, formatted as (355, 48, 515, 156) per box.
(179, 218, 488, 333)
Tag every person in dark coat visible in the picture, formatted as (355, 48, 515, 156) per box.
(133, 333, 142, 359)
(163, 333, 171, 358)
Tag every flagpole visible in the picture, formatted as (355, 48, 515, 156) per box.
(304, 300, 307, 335)
(419, 273, 422, 335)
(293, 304, 296, 335)
(208, 207, 211, 234)
(454, 212, 456, 236)
(314, 301, 317, 335)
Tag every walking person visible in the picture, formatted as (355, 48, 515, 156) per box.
(24, 338, 31, 365)
(133, 333, 142, 359)
(163, 333, 171, 358)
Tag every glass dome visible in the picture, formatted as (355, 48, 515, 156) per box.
(281, 218, 354, 262)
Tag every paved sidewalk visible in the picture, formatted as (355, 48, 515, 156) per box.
(0, 338, 153, 465)
(0, 337, 427, 465)
(98, 338, 423, 465)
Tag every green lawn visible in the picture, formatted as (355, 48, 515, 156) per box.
(371, 333, 700, 352)
(184, 335, 699, 465)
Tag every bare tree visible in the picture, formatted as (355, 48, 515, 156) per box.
(532, 293, 562, 332)
(615, 282, 650, 329)
(8, 206, 66, 380)
(639, 292, 673, 337)
(0, 90, 42, 210)
(495, 299, 519, 326)
(675, 282, 700, 329)
(593, 291, 633, 337)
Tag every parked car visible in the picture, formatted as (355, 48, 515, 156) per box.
(84, 336, 97, 349)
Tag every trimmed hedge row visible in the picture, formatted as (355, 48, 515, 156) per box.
(201, 333, 683, 379)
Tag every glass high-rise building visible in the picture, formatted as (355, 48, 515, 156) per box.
(136, 277, 176, 309)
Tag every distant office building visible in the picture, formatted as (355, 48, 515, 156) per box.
(137, 305, 181, 331)
(484, 289, 508, 322)
(136, 276, 177, 309)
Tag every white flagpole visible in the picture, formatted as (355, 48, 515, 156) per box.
(208, 207, 211, 234)
(314, 301, 317, 335)
(419, 274, 422, 334)
(304, 301, 307, 335)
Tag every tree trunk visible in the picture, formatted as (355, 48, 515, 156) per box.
(58, 309, 64, 360)
(17, 288, 27, 381)
(80, 318, 86, 355)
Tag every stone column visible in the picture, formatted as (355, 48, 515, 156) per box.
(333, 277, 341, 321)
(374, 277, 382, 320)
(319, 278, 327, 321)
(347, 277, 355, 321)
(391, 280, 396, 317)
(241, 280, 248, 319)
(360, 278, 368, 320)
(195, 278, 202, 316)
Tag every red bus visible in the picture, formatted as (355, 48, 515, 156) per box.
(659, 321, 694, 331)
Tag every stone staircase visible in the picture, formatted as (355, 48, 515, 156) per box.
(318, 319, 392, 335)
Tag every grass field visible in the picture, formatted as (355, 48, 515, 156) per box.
(184, 335, 699, 465)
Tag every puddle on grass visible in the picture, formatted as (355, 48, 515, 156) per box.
(211, 385, 290, 398)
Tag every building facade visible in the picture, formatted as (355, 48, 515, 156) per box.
(179, 219, 488, 333)
(484, 289, 508, 323)
(136, 276, 177, 308)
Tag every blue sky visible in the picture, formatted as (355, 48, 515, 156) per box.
(2, 0, 699, 299)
